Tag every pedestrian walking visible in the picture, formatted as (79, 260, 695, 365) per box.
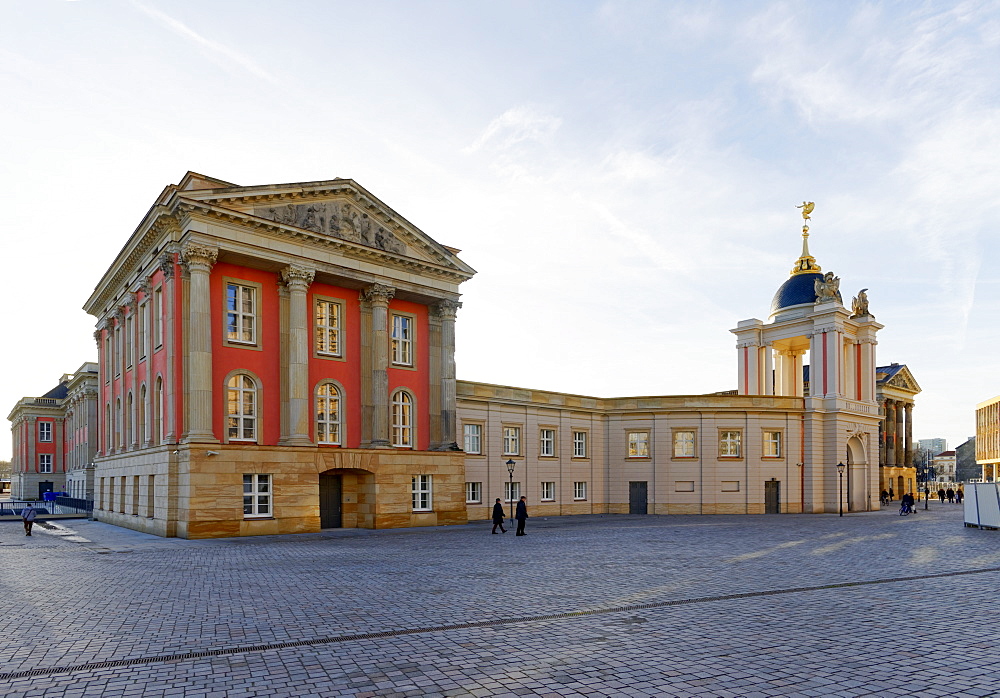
(880, 489, 889, 506)
(515, 495, 528, 536)
(491, 498, 507, 534)
(938, 488, 946, 503)
(888, 487, 894, 501)
(21, 503, 36, 536)
(946, 488, 955, 503)
(956, 487, 964, 504)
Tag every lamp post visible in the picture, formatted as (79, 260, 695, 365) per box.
(836, 461, 846, 517)
(505, 459, 516, 527)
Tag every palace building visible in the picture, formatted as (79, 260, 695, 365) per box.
(9, 173, 915, 537)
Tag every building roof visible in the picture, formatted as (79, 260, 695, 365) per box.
(770, 272, 825, 315)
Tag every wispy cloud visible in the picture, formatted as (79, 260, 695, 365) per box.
(129, 0, 280, 86)
(463, 106, 562, 154)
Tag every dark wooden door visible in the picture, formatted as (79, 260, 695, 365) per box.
(629, 481, 648, 515)
(319, 474, 342, 528)
(764, 480, 780, 514)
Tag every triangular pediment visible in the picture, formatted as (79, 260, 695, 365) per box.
(175, 176, 473, 275)
(884, 365, 921, 394)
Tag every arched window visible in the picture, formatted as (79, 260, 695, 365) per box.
(391, 389, 413, 448)
(154, 376, 164, 444)
(227, 374, 257, 442)
(315, 382, 342, 445)
(139, 384, 147, 447)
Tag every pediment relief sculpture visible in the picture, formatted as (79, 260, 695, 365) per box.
(254, 201, 407, 256)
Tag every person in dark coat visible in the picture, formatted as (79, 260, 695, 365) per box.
(491, 498, 507, 534)
(956, 487, 964, 504)
(946, 488, 955, 503)
(938, 488, 946, 503)
(888, 487, 894, 501)
(515, 496, 528, 536)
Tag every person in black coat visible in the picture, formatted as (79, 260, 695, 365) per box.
(515, 496, 528, 536)
(491, 498, 507, 534)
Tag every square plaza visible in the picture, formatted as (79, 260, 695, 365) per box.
(2, 503, 997, 697)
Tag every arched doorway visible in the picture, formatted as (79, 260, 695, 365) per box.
(846, 436, 869, 512)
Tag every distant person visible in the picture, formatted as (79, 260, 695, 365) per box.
(938, 488, 946, 503)
(946, 488, 955, 503)
(515, 496, 529, 536)
(21, 503, 36, 536)
(956, 487, 964, 504)
(888, 487, 895, 501)
(924, 486, 930, 502)
(880, 489, 889, 506)
(900, 492, 915, 514)
(491, 498, 507, 534)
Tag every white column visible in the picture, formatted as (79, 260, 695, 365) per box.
(763, 343, 774, 396)
(180, 242, 219, 443)
(859, 338, 876, 403)
(280, 264, 315, 446)
(432, 299, 461, 449)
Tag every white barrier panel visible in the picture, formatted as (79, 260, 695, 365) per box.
(965, 483, 1000, 529)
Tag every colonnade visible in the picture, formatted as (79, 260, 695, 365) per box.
(879, 398, 914, 466)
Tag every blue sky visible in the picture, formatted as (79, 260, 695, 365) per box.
(2, 0, 998, 459)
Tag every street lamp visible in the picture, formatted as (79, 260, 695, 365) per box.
(505, 459, 516, 526)
(836, 461, 846, 517)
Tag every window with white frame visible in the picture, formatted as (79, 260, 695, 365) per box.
(125, 314, 134, 367)
(573, 431, 587, 458)
(720, 430, 742, 457)
(315, 383, 342, 445)
(673, 430, 695, 457)
(503, 426, 520, 456)
(114, 327, 122, 376)
(138, 300, 148, 360)
(38, 422, 52, 443)
(391, 314, 413, 366)
(153, 287, 163, 349)
(412, 475, 432, 511)
(315, 298, 343, 356)
(627, 431, 649, 458)
(391, 390, 413, 447)
(243, 473, 271, 517)
(227, 374, 258, 441)
(574, 481, 587, 500)
(463, 424, 482, 454)
(465, 481, 482, 504)
(104, 334, 112, 381)
(39, 454, 53, 473)
(764, 430, 782, 457)
(226, 282, 257, 344)
(539, 428, 555, 457)
(541, 481, 555, 501)
(504, 481, 521, 503)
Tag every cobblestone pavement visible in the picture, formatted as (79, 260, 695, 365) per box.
(2, 502, 998, 697)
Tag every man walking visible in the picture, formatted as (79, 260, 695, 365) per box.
(515, 495, 528, 536)
(491, 498, 507, 534)
(21, 503, 37, 536)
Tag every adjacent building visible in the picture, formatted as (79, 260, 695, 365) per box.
(976, 396, 1000, 482)
(7, 364, 99, 500)
(955, 437, 978, 483)
(875, 363, 921, 496)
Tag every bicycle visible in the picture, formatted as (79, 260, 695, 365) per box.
(899, 503, 913, 516)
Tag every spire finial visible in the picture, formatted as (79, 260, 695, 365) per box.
(790, 201, 820, 275)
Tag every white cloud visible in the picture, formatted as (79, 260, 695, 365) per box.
(463, 106, 562, 154)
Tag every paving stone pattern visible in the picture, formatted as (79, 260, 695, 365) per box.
(1, 502, 998, 696)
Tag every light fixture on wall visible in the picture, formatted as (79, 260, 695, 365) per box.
(206, 451, 219, 457)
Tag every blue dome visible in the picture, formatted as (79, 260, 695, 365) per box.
(770, 272, 823, 315)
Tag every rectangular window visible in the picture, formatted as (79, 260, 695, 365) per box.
(628, 431, 649, 458)
(673, 430, 695, 457)
(391, 314, 413, 366)
(226, 282, 257, 344)
(104, 334, 112, 381)
(39, 454, 53, 473)
(541, 481, 555, 501)
(38, 422, 52, 443)
(463, 424, 482, 454)
(503, 426, 521, 456)
(125, 314, 133, 367)
(504, 481, 521, 503)
(573, 481, 587, 500)
(315, 298, 343, 356)
(720, 430, 742, 458)
(540, 428, 555, 457)
(764, 430, 782, 458)
(243, 473, 271, 517)
(465, 481, 482, 504)
(722, 481, 741, 492)
(114, 327, 121, 376)
(153, 287, 163, 349)
(412, 475, 432, 511)
(675, 481, 695, 492)
(573, 431, 587, 458)
(138, 301, 147, 360)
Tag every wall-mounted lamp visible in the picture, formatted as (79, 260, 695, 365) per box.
(206, 451, 219, 457)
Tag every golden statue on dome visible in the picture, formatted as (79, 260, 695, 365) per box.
(790, 201, 821, 275)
